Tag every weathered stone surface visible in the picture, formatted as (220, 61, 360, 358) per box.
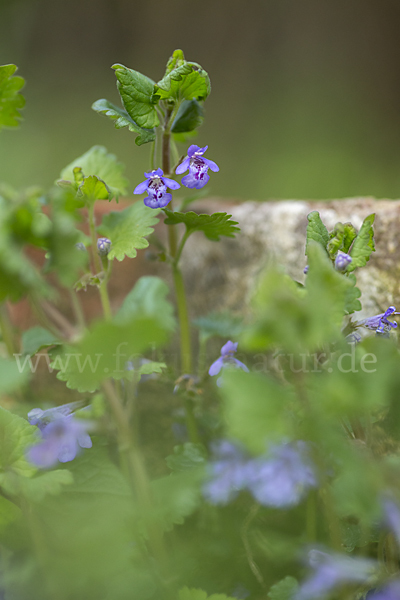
(181, 198, 400, 320)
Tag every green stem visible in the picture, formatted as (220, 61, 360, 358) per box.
(88, 202, 112, 320)
(172, 265, 192, 374)
(174, 230, 191, 265)
(161, 106, 193, 375)
(184, 397, 200, 444)
(68, 289, 86, 332)
(0, 303, 16, 356)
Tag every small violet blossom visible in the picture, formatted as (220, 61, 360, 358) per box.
(294, 549, 376, 600)
(209, 341, 249, 386)
(303, 265, 309, 275)
(203, 440, 318, 508)
(176, 145, 219, 189)
(246, 441, 318, 508)
(382, 497, 400, 546)
(366, 580, 400, 600)
(133, 168, 180, 209)
(335, 251, 352, 271)
(97, 237, 112, 257)
(27, 403, 92, 468)
(357, 306, 400, 336)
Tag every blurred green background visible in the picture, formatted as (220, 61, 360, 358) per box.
(1, 0, 400, 200)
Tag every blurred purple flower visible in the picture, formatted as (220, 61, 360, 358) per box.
(176, 145, 219, 189)
(382, 497, 400, 546)
(133, 168, 180, 209)
(209, 341, 249, 386)
(335, 251, 352, 271)
(358, 306, 400, 336)
(203, 441, 252, 504)
(28, 402, 84, 431)
(204, 439, 317, 508)
(295, 549, 376, 600)
(303, 265, 309, 275)
(247, 441, 318, 508)
(366, 580, 400, 600)
(27, 403, 92, 468)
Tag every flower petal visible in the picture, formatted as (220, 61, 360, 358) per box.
(209, 357, 224, 376)
(175, 157, 190, 175)
(162, 177, 181, 190)
(187, 145, 201, 157)
(157, 193, 172, 208)
(143, 196, 160, 209)
(203, 158, 219, 172)
(133, 180, 148, 195)
(77, 432, 93, 449)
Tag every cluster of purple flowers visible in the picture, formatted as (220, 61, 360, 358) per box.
(203, 440, 318, 508)
(134, 145, 219, 209)
(208, 341, 249, 386)
(27, 403, 92, 468)
(334, 251, 352, 271)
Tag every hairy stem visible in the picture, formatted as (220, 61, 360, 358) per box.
(88, 202, 112, 320)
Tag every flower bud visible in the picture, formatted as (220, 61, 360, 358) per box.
(97, 237, 112, 257)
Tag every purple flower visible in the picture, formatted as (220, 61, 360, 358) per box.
(358, 306, 400, 335)
(175, 145, 219, 189)
(28, 402, 84, 431)
(133, 168, 180, 209)
(97, 237, 112, 257)
(203, 441, 252, 504)
(203, 439, 317, 508)
(295, 549, 376, 600)
(246, 441, 318, 508)
(335, 251, 352, 271)
(27, 403, 92, 468)
(382, 497, 400, 546)
(303, 265, 309, 275)
(209, 341, 249, 386)
(366, 581, 400, 600)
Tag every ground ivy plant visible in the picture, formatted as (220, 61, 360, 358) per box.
(0, 54, 400, 600)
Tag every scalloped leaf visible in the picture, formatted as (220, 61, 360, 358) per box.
(0, 64, 25, 131)
(91, 99, 156, 146)
(112, 64, 159, 129)
(52, 316, 168, 392)
(267, 576, 299, 600)
(98, 201, 160, 261)
(21, 327, 61, 356)
(163, 210, 240, 241)
(59, 146, 128, 201)
(347, 213, 375, 272)
(305, 211, 329, 256)
(77, 175, 111, 202)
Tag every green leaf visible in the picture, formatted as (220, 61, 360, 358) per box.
(166, 443, 207, 472)
(305, 211, 329, 256)
(59, 146, 128, 201)
(155, 50, 211, 102)
(112, 64, 159, 129)
(91, 99, 156, 146)
(267, 577, 299, 600)
(151, 469, 204, 531)
(0, 64, 25, 131)
(327, 222, 357, 259)
(222, 370, 296, 453)
(98, 201, 160, 261)
(77, 175, 111, 202)
(344, 273, 362, 314)
(52, 315, 169, 392)
(0, 407, 38, 484)
(115, 276, 176, 331)
(171, 99, 204, 133)
(6, 469, 73, 502)
(0, 357, 29, 392)
(347, 214, 375, 272)
(193, 311, 244, 340)
(21, 327, 61, 356)
(164, 210, 240, 241)
(178, 588, 236, 600)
